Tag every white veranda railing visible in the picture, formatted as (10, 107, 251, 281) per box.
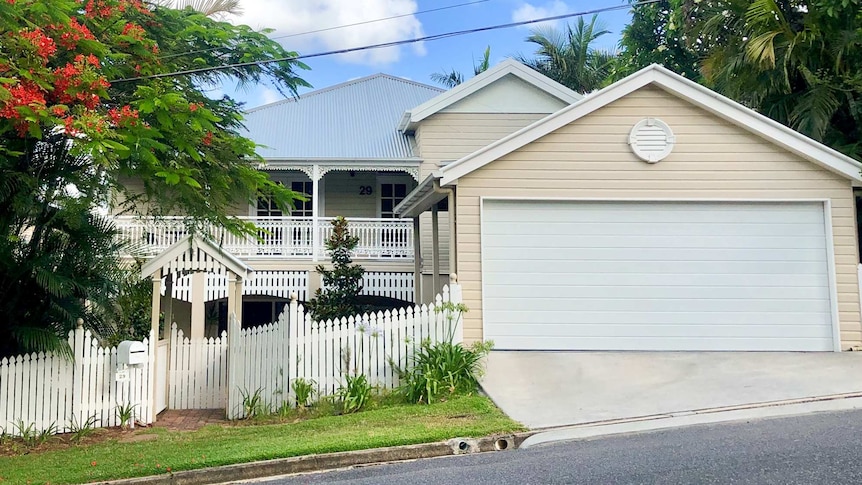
(114, 216, 413, 260)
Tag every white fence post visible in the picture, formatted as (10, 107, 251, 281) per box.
(71, 320, 85, 429)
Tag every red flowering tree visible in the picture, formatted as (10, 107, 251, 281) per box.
(0, 0, 309, 355)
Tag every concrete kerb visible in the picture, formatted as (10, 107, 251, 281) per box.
(94, 433, 537, 485)
(521, 392, 862, 449)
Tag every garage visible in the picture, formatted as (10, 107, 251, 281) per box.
(481, 199, 837, 352)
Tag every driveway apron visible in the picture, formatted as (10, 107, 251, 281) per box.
(481, 351, 862, 429)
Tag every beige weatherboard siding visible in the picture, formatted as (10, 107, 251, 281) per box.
(414, 113, 551, 275)
(454, 85, 861, 348)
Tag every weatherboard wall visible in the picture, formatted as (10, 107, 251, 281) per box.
(453, 85, 862, 347)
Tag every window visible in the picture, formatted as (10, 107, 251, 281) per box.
(256, 196, 283, 217)
(380, 183, 407, 218)
(290, 181, 313, 217)
(380, 182, 408, 255)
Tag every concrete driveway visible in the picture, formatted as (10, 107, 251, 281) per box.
(480, 351, 862, 429)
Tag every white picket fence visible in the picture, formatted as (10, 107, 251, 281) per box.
(361, 272, 414, 302)
(168, 325, 228, 410)
(226, 285, 462, 419)
(1, 283, 462, 431)
(0, 325, 152, 436)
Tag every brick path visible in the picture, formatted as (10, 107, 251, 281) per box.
(154, 409, 228, 431)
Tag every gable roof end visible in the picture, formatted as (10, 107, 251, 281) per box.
(141, 235, 253, 280)
(439, 64, 862, 185)
(398, 59, 583, 132)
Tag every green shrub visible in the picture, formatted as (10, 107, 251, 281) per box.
(307, 217, 366, 321)
(397, 340, 492, 404)
(396, 302, 492, 404)
(337, 374, 373, 414)
(239, 387, 267, 419)
(291, 378, 317, 408)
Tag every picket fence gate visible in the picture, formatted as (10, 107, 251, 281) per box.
(168, 325, 228, 410)
(0, 324, 152, 436)
(226, 284, 462, 419)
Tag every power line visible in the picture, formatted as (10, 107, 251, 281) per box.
(112, 0, 660, 84)
(157, 0, 490, 61)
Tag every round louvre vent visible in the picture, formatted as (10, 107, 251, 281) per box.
(628, 118, 675, 163)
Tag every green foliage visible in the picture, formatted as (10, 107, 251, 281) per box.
(516, 15, 616, 92)
(68, 414, 99, 444)
(12, 420, 36, 446)
(238, 387, 267, 419)
(430, 46, 492, 88)
(616, 0, 862, 160)
(308, 217, 366, 321)
(0, 135, 127, 357)
(397, 340, 492, 405)
(396, 303, 492, 404)
(13, 420, 56, 448)
(291, 377, 317, 408)
(115, 402, 137, 430)
(0, 0, 309, 356)
(614, 0, 701, 81)
(336, 373, 373, 414)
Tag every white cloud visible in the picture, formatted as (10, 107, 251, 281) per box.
(512, 1, 569, 30)
(259, 86, 283, 105)
(230, 0, 425, 66)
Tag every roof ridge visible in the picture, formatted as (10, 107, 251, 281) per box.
(246, 73, 443, 113)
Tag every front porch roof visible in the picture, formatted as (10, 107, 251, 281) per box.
(258, 158, 421, 182)
(394, 173, 448, 218)
(141, 235, 253, 280)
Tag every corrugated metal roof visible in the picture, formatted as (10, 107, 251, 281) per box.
(243, 74, 444, 160)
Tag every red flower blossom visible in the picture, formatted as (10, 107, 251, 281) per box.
(121, 22, 145, 41)
(202, 131, 213, 146)
(19, 28, 57, 60)
(51, 18, 95, 49)
(107, 104, 139, 126)
(0, 81, 47, 119)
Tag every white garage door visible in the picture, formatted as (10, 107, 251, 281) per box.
(481, 200, 835, 351)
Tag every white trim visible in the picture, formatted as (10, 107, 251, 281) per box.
(478, 196, 842, 351)
(479, 196, 835, 203)
(140, 235, 253, 280)
(441, 64, 862, 185)
(823, 199, 843, 352)
(399, 59, 582, 132)
(479, 196, 488, 344)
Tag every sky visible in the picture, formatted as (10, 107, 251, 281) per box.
(220, 0, 633, 108)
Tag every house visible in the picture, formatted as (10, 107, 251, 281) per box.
(114, 60, 582, 338)
(395, 63, 862, 353)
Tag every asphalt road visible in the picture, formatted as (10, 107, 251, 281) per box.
(250, 408, 862, 485)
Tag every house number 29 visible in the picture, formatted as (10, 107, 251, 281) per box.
(359, 186, 373, 195)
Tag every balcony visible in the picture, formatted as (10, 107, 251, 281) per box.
(114, 216, 414, 260)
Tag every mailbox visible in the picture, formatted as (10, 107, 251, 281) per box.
(118, 341, 147, 366)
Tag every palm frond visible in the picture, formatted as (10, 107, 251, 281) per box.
(430, 69, 464, 88)
(11, 326, 72, 358)
(172, 0, 242, 16)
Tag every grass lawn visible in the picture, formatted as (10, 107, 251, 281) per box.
(0, 395, 523, 484)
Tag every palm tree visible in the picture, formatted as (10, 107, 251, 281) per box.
(691, 0, 862, 157)
(516, 15, 616, 93)
(430, 46, 492, 88)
